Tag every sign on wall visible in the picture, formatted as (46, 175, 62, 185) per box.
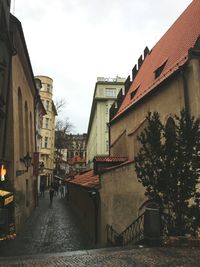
(0, 165, 6, 181)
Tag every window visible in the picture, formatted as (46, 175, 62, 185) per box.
(154, 60, 168, 79)
(106, 88, 116, 97)
(45, 118, 49, 128)
(18, 88, 24, 158)
(130, 85, 140, 100)
(30, 112, 33, 152)
(46, 100, 49, 111)
(165, 117, 176, 147)
(47, 84, 51, 92)
(24, 102, 29, 153)
(44, 137, 48, 148)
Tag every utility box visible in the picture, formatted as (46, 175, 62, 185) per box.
(144, 202, 161, 246)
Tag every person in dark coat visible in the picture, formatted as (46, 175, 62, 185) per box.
(40, 182, 45, 197)
(49, 184, 55, 205)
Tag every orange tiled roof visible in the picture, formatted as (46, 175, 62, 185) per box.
(68, 156, 86, 165)
(68, 170, 99, 189)
(94, 156, 128, 162)
(113, 0, 200, 120)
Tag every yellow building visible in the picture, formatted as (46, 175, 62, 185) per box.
(35, 76, 57, 188)
(86, 76, 125, 168)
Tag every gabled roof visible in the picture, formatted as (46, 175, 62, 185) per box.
(113, 0, 200, 121)
(67, 170, 99, 189)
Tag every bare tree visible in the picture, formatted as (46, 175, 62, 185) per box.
(55, 98, 66, 114)
(54, 117, 73, 174)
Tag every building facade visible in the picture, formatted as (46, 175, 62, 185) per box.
(86, 77, 125, 168)
(34, 78, 46, 195)
(55, 134, 87, 177)
(99, 0, 200, 244)
(7, 15, 39, 231)
(67, 0, 200, 246)
(0, 0, 12, 172)
(35, 75, 57, 188)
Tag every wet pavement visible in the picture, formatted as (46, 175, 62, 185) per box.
(0, 191, 92, 257)
(0, 192, 200, 266)
(0, 246, 200, 266)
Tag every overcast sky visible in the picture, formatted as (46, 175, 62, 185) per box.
(11, 0, 192, 133)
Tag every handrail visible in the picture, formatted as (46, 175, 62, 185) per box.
(106, 212, 145, 246)
(120, 212, 145, 245)
(106, 225, 123, 246)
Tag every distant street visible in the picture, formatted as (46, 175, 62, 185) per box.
(0, 191, 92, 257)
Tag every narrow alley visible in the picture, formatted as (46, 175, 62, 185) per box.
(0, 191, 93, 257)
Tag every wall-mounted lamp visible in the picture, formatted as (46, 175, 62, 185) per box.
(21, 152, 32, 172)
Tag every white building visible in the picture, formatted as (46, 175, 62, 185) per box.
(86, 76, 125, 168)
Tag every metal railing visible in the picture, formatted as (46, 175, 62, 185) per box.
(121, 212, 145, 245)
(106, 212, 145, 246)
(106, 225, 123, 246)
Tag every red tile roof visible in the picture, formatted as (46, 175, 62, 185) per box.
(68, 156, 86, 165)
(67, 170, 99, 189)
(94, 156, 128, 162)
(113, 0, 200, 120)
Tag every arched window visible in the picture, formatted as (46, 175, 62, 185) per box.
(165, 117, 176, 148)
(18, 88, 24, 158)
(30, 112, 33, 152)
(24, 101, 29, 153)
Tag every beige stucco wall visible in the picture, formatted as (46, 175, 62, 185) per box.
(110, 74, 184, 159)
(10, 53, 36, 232)
(99, 162, 145, 245)
(100, 58, 200, 245)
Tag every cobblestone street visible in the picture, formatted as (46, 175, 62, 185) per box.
(0, 191, 92, 257)
(0, 246, 200, 267)
(0, 192, 200, 266)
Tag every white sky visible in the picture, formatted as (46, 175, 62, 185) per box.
(11, 0, 192, 133)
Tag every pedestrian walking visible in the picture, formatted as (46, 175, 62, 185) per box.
(60, 185, 65, 199)
(53, 181, 59, 196)
(40, 181, 45, 197)
(49, 184, 55, 205)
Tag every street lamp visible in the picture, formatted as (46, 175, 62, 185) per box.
(21, 152, 32, 171)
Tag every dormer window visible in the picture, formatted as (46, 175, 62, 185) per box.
(130, 85, 140, 99)
(154, 60, 168, 79)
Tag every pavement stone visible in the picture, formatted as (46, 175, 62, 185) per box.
(0, 247, 200, 267)
(0, 191, 92, 257)
(0, 191, 200, 266)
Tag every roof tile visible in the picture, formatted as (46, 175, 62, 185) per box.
(113, 0, 200, 120)
(67, 170, 99, 189)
